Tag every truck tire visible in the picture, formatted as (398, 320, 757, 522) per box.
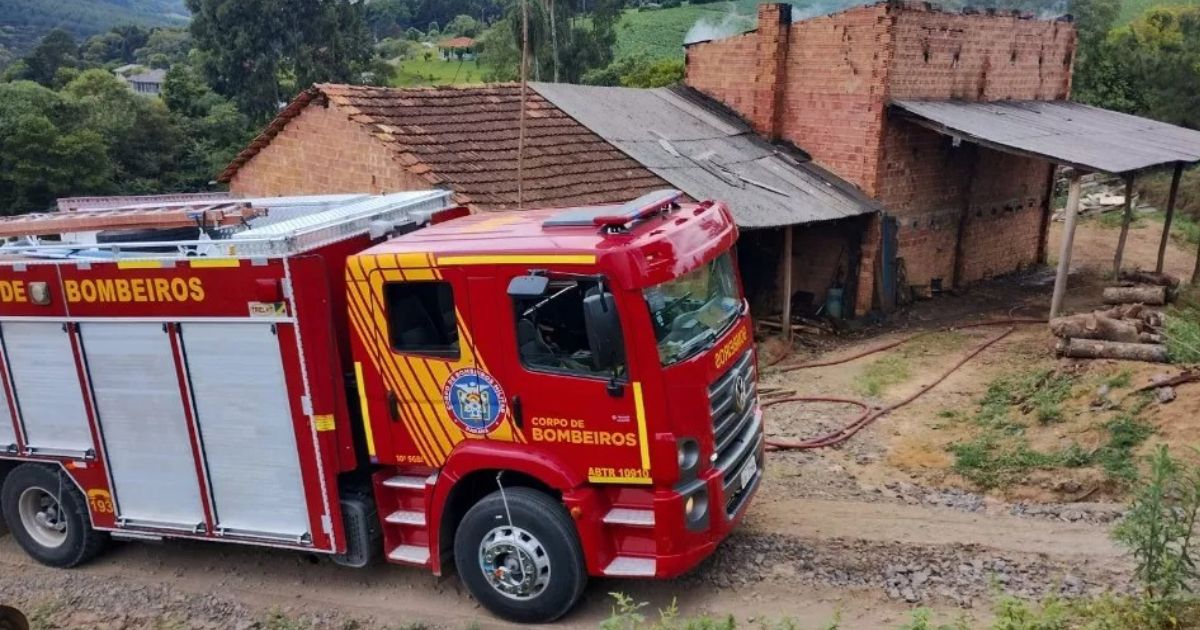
(0, 464, 107, 568)
(454, 487, 586, 623)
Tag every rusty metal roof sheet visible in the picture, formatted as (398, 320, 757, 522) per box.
(531, 83, 880, 228)
(892, 100, 1200, 174)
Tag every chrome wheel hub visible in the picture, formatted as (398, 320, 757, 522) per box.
(18, 487, 67, 549)
(478, 525, 550, 600)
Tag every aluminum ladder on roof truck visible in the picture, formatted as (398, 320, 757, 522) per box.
(0, 189, 764, 623)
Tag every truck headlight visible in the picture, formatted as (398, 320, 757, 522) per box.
(677, 438, 700, 478)
(683, 487, 709, 531)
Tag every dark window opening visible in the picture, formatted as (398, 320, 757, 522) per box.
(385, 281, 459, 358)
(512, 278, 626, 379)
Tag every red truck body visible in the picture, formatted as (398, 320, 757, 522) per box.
(0, 190, 762, 620)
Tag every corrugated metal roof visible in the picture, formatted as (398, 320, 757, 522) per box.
(892, 100, 1200, 174)
(530, 83, 880, 229)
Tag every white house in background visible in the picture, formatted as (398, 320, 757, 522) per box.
(113, 65, 167, 96)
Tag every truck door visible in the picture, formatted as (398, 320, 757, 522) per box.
(466, 269, 650, 485)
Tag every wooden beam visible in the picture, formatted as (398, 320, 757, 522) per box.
(1113, 176, 1136, 277)
(1157, 163, 1183, 273)
(781, 226, 794, 341)
(1050, 171, 1082, 319)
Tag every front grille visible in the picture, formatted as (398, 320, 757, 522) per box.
(707, 349, 762, 517)
(708, 350, 757, 463)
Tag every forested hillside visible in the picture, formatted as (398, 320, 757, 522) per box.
(0, 0, 187, 63)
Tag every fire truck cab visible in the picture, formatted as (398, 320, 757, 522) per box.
(0, 189, 762, 622)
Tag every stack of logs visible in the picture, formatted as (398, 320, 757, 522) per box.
(1052, 271, 1178, 363)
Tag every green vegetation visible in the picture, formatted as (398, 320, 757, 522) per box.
(615, 3, 749, 62)
(1117, 0, 1200, 23)
(1165, 290, 1200, 364)
(947, 369, 1156, 490)
(391, 58, 481, 87)
(856, 355, 911, 398)
(0, 0, 186, 60)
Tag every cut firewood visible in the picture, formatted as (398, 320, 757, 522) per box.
(1138, 332, 1165, 344)
(1098, 304, 1145, 320)
(1056, 338, 1169, 363)
(1120, 269, 1181, 288)
(1050, 313, 1141, 343)
(1102, 285, 1167, 305)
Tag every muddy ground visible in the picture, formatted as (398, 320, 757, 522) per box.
(0, 219, 1195, 629)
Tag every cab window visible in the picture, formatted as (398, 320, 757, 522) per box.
(385, 281, 459, 358)
(512, 278, 626, 379)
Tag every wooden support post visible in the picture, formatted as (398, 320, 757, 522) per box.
(1157, 163, 1183, 273)
(1113, 175, 1136, 277)
(1050, 171, 1082, 319)
(781, 226, 794, 341)
(1193, 236, 1200, 287)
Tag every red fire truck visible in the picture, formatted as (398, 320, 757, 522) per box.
(0, 189, 762, 622)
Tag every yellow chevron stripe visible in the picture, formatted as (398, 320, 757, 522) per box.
(346, 265, 441, 463)
(346, 273, 436, 464)
(353, 362, 376, 458)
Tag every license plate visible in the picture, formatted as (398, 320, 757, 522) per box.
(738, 456, 758, 489)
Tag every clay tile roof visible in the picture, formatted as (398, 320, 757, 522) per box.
(218, 84, 670, 212)
(438, 37, 476, 49)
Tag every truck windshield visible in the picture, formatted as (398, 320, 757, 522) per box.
(643, 252, 743, 366)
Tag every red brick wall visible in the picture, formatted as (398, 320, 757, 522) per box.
(777, 4, 893, 195)
(888, 8, 1075, 102)
(228, 103, 431, 198)
(685, 32, 762, 130)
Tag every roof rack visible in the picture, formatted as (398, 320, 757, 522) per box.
(0, 191, 453, 262)
(543, 189, 684, 230)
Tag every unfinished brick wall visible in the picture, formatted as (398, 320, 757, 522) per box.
(227, 102, 431, 198)
(685, 1, 1076, 305)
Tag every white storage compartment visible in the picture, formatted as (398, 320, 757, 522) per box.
(81, 322, 206, 531)
(0, 363, 14, 451)
(181, 322, 311, 541)
(2, 322, 93, 456)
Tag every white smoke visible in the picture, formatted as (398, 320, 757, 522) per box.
(684, 7, 753, 44)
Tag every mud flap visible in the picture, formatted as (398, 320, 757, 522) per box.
(331, 495, 381, 568)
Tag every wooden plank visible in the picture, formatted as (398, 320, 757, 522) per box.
(1050, 172, 1082, 319)
(1113, 176, 1135, 277)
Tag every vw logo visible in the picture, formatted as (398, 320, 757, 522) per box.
(732, 371, 751, 414)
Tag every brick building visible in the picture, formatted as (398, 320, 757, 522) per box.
(685, 1, 1077, 302)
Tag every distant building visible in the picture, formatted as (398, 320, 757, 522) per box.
(438, 37, 476, 61)
(114, 66, 167, 96)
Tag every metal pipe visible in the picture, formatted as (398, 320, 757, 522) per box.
(1050, 171, 1082, 319)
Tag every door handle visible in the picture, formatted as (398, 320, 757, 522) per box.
(386, 391, 400, 422)
(511, 395, 523, 430)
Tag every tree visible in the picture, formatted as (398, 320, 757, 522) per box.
(446, 14, 481, 38)
(583, 56, 684, 88)
(186, 0, 375, 121)
(480, 0, 622, 84)
(22, 29, 80, 87)
(365, 0, 414, 40)
(135, 29, 192, 67)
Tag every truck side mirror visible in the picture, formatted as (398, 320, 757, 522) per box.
(583, 287, 625, 373)
(507, 274, 548, 297)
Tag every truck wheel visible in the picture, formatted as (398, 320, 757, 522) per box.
(0, 464, 107, 568)
(454, 487, 586, 623)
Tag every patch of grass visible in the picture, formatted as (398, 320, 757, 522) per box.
(1165, 290, 1200, 364)
(616, 2, 751, 61)
(856, 355, 911, 397)
(948, 370, 1155, 490)
(899, 331, 968, 358)
(1095, 209, 1145, 230)
(1106, 368, 1134, 389)
(950, 434, 1092, 489)
(389, 58, 481, 86)
(973, 368, 1078, 428)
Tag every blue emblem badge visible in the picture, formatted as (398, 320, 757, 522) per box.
(442, 368, 507, 434)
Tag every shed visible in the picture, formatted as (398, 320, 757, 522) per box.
(892, 99, 1200, 313)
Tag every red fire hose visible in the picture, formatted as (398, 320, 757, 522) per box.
(761, 318, 1046, 451)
